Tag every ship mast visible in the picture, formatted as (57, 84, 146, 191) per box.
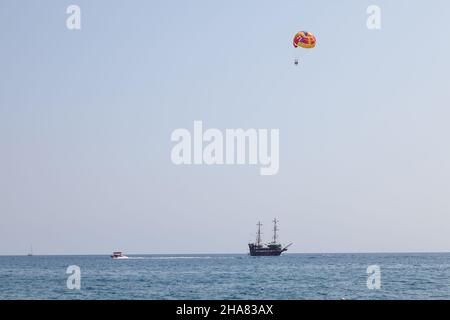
(272, 218, 279, 243)
(256, 221, 262, 246)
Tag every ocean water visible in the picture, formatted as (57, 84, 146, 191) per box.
(0, 253, 449, 300)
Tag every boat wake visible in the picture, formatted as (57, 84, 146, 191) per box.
(127, 256, 213, 260)
(123, 256, 235, 260)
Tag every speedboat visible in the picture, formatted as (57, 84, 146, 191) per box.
(111, 251, 129, 259)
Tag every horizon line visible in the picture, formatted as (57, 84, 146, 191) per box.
(1, 250, 450, 257)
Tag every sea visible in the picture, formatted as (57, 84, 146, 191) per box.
(0, 253, 449, 300)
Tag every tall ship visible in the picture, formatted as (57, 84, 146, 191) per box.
(248, 219, 292, 256)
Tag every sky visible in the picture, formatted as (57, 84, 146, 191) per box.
(1, 0, 450, 255)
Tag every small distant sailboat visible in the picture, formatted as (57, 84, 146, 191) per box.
(111, 251, 128, 259)
(27, 245, 33, 256)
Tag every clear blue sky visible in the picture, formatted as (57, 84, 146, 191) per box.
(1, 0, 450, 254)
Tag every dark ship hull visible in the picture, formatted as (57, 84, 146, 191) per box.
(248, 244, 286, 256)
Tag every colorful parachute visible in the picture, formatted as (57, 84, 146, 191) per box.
(293, 31, 316, 49)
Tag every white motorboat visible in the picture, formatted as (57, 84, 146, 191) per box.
(111, 251, 129, 259)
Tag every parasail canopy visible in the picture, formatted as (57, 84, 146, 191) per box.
(293, 31, 316, 49)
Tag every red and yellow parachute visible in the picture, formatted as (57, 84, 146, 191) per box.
(293, 31, 316, 49)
